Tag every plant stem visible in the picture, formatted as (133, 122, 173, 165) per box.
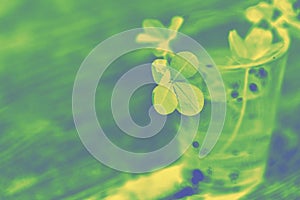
(220, 68, 249, 153)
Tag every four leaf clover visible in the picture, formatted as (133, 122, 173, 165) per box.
(151, 52, 204, 116)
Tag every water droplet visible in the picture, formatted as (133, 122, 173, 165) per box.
(228, 171, 239, 183)
(258, 67, 268, 78)
(231, 91, 239, 99)
(192, 169, 204, 183)
(249, 83, 258, 92)
(207, 167, 213, 176)
(192, 141, 199, 148)
(173, 187, 195, 199)
(231, 82, 240, 89)
(249, 69, 256, 74)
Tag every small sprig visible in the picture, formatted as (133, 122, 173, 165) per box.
(246, 0, 300, 29)
(136, 16, 184, 57)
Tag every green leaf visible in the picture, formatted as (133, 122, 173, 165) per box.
(169, 16, 184, 31)
(228, 30, 248, 59)
(228, 28, 282, 62)
(256, 42, 284, 62)
(245, 6, 265, 23)
(273, 0, 296, 17)
(142, 19, 166, 39)
(151, 59, 171, 85)
(152, 84, 178, 115)
(170, 51, 199, 80)
(173, 82, 204, 116)
(169, 16, 184, 39)
(245, 2, 274, 23)
(245, 28, 273, 60)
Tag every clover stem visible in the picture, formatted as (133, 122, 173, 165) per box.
(271, 15, 287, 28)
(220, 68, 249, 153)
(286, 18, 300, 30)
(163, 51, 170, 60)
(271, 15, 300, 31)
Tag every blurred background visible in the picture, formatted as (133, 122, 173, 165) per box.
(1, 0, 300, 199)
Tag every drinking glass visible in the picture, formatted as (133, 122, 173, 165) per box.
(181, 22, 290, 199)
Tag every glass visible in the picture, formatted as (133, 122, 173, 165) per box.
(182, 22, 290, 199)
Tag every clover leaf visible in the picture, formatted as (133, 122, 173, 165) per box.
(246, 2, 274, 23)
(151, 52, 204, 116)
(152, 84, 178, 115)
(173, 82, 204, 116)
(228, 27, 283, 62)
(151, 59, 171, 86)
(136, 16, 184, 56)
(152, 81, 204, 116)
(274, 0, 298, 18)
(170, 51, 199, 81)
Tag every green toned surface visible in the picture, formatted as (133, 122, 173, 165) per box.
(1, 0, 300, 200)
